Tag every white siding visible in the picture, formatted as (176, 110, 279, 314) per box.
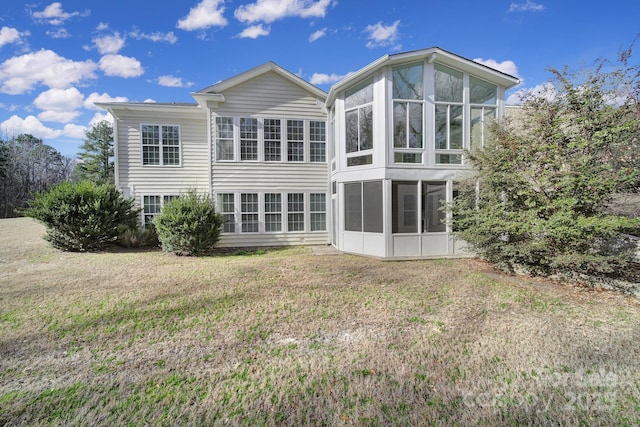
(212, 163, 329, 247)
(116, 108, 209, 198)
(212, 72, 325, 118)
(211, 163, 327, 192)
(208, 70, 329, 247)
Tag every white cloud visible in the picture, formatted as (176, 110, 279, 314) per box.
(38, 110, 81, 123)
(237, 24, 270, 39)
(143, 98, 156, 103)
(1, 115, 62, 139)
(309, 28, 326, 42)
(99, 54, 144, 78)
(156, 75, 194, 88)
(96, 23, 109, 31)
(32, 2, 90, 26)
(177, 0, 228, 31)
(0, 27, 28, 48)
(506, 82, 555, 105)
(62, 123, 87, 138)
(309, 71, 350, 85)
(84, 92, 128, 110)
(364, 20, 400, 49)
(46, 28, 70, 39)
(33, 87, 84, 124)
(508, 1, 545, 13)
(473, 58, 520, 78)
(33, 87, 84, 111)
(235, 0, 333, 24)
(129, 29, 178, 44)
(93, 33, 126, 54)
(89, 111, 114, 127)
(0, 49, 97, 95)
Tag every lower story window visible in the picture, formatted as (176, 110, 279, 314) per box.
(241, 193, 259, 233)
(310, 193, 326, 231)
(287, 193, 304, 231)
(215, 191, 327, 234)
(264, 193, 282, 232)
(217, 193, 235, 233)
(143, 194, 179, 226)
(143, 195, 161, 226)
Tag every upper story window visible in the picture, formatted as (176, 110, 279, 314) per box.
(434, 64, 464, 165)
(345, 78, 373, 166)
(264, 119, 282, 161)
(309, 121, 326, 163)
(141, 124, 180, 166)
(215, 117, 234, 161)
(214, 116, 325, 164)
(240, 118, 258, 161)
(287, 120, 304, 162)
(470, 76, 497, 151)
(392, 63, 424, 164)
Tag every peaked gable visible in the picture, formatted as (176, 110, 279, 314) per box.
(195, 61, 326, 100)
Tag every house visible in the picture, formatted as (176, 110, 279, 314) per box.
(97, 47, 520, 258)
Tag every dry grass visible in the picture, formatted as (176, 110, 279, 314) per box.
(1, 218, 640, 426)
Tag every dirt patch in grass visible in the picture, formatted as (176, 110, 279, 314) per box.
(1, 218, 640, 426)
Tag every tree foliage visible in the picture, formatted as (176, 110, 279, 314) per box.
(452, 43, 640, 278)
(23, 180, 139, 251)
(0, 134, 73, 218)
(153, 191, 224, 256)
(74, 120, 114, 184)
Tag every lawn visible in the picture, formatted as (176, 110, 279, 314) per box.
(1, 218, 639, 426)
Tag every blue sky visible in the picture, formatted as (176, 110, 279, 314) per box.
(0, 0, 638, 157)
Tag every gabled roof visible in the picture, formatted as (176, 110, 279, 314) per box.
(326, 47, 521, 106)
(192, 61, 327, 106)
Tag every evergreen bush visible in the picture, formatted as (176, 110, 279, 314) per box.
(23, 180, 139, 251)
(153, 191, 223, 255)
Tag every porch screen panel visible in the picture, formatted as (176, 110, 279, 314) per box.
(344, 182, 362, 232)
(363, 181, 383, 233)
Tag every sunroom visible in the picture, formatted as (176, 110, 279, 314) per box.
(326, 47, 520, 258)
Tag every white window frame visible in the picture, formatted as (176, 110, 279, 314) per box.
(241, 193, 259, 233)
(264, 193, 283, 232)
(287, 119, 305, 162)
(263, 118, 282, 162)
(309, 121, 326, 163)
(344, 78, 374, 167)
(287, 193, 305, 232)
(434, 64, 465, 166)
(239, 117, 259, 161)
(309, 193, 327, 232)
(392, 63, 426, 165)
(141, 194, 179, 226)
(217, 193, 236, 233)
(215, 117, 235, 161)
(141, 124, 181, 167)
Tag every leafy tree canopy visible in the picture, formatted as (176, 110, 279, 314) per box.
(452, 41, 640, 279)
(74, 120, 114, 184)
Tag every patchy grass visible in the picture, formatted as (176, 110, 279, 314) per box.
(1, 217, 640, 426)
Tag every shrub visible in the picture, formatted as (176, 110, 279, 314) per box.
(23, 180, 139, 251)
(153, 191, 224, 255)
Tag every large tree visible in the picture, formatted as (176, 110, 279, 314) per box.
(74, 120, 114, 184)
(0, 134, 73, 218)
(452, 44, 640, 279)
